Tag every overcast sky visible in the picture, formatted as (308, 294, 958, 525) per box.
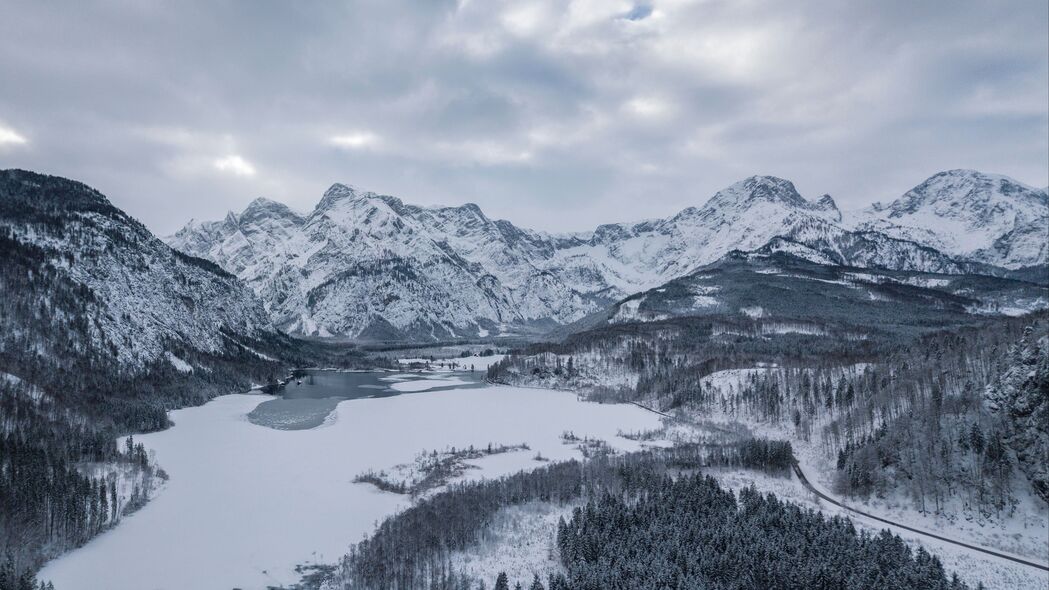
(1, 0, 1046, 234)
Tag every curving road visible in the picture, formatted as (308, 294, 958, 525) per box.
(628, 400, 1048, 572)
(791, 460, 1048, 572)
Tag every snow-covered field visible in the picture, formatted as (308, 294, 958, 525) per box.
(37, 384, 660, 590)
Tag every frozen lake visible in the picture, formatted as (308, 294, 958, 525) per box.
(37, 378, 662, 590)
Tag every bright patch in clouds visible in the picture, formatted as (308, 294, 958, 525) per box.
(500, 4, 549, 37)
(213, 154, 256, 177)
(330, 132, 380, 149)
(0, 125, 27, 146)
(625, 96, 674, 119)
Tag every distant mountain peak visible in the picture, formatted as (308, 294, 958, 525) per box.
(892, 169, 1042, 215)
(324, 182, 360, 198)
(244, 196, 284, 210)
(314, 183, 411, 218)
(240, 197, 303, 223)
(815, 194, 838, 211)
(315, 182, 369, 211)
(850, 169, 1048, 268)
(704, 175, 808, 211)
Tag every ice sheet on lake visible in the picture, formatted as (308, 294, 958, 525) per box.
(38, 384, 661, 590)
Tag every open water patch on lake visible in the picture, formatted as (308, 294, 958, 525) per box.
(247, 369, 486, 429)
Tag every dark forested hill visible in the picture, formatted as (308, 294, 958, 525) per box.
(592, 250, 1046, 334)
(0, 169, 285, 370)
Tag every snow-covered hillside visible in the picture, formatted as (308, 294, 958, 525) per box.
(167, 171, 1048, 340)
(848, 170, 1049, 269)
(0, 169, 280, 370)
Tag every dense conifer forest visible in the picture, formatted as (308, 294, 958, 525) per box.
(553, 475, 966, 590)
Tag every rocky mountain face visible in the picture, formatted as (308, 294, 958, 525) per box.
(169, 184, 604, 341)
(848, 169, 1049, 269)
(168, 171, 1047, 340)
(542, 176, 980, 297)
(0, 169, 283, 373)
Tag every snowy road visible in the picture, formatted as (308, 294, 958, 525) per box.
(628, 399, 1049, 575)
(790, 461, 1049, 572)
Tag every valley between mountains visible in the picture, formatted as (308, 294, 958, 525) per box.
(1, 167, 1047, 590)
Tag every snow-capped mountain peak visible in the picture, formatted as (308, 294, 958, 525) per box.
(886, 169, 1042, 217)
(814, 194, 841, 221)
(703, 175, 810, 210)
(848, 169, 1048, 268)
(166, 169, 1046, 340)
(314, 182, 377, 212)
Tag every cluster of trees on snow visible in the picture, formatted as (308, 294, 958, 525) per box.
(307, 443, 964, 590)
(338, 459, 586, 589)
(0, 379, 159, 587)
(827, 316, 1047, 514)
(553, 474, 967, 590)
(703, 438, 794, 475)
(354, 443, 532, 496)
(984, 325, 1049, 501)
(487, 315, 899, 399)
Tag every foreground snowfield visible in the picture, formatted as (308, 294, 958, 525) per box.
(38, 384, 660, 590)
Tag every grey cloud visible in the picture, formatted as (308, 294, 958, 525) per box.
(0, 0, 1045, 235)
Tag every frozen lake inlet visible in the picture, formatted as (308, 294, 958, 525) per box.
(38, 382, 662, 590)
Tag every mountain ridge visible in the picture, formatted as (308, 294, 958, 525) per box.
(167, 169, 1048, 340)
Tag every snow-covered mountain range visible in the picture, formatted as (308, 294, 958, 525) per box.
(167, 170, 1048, 340)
